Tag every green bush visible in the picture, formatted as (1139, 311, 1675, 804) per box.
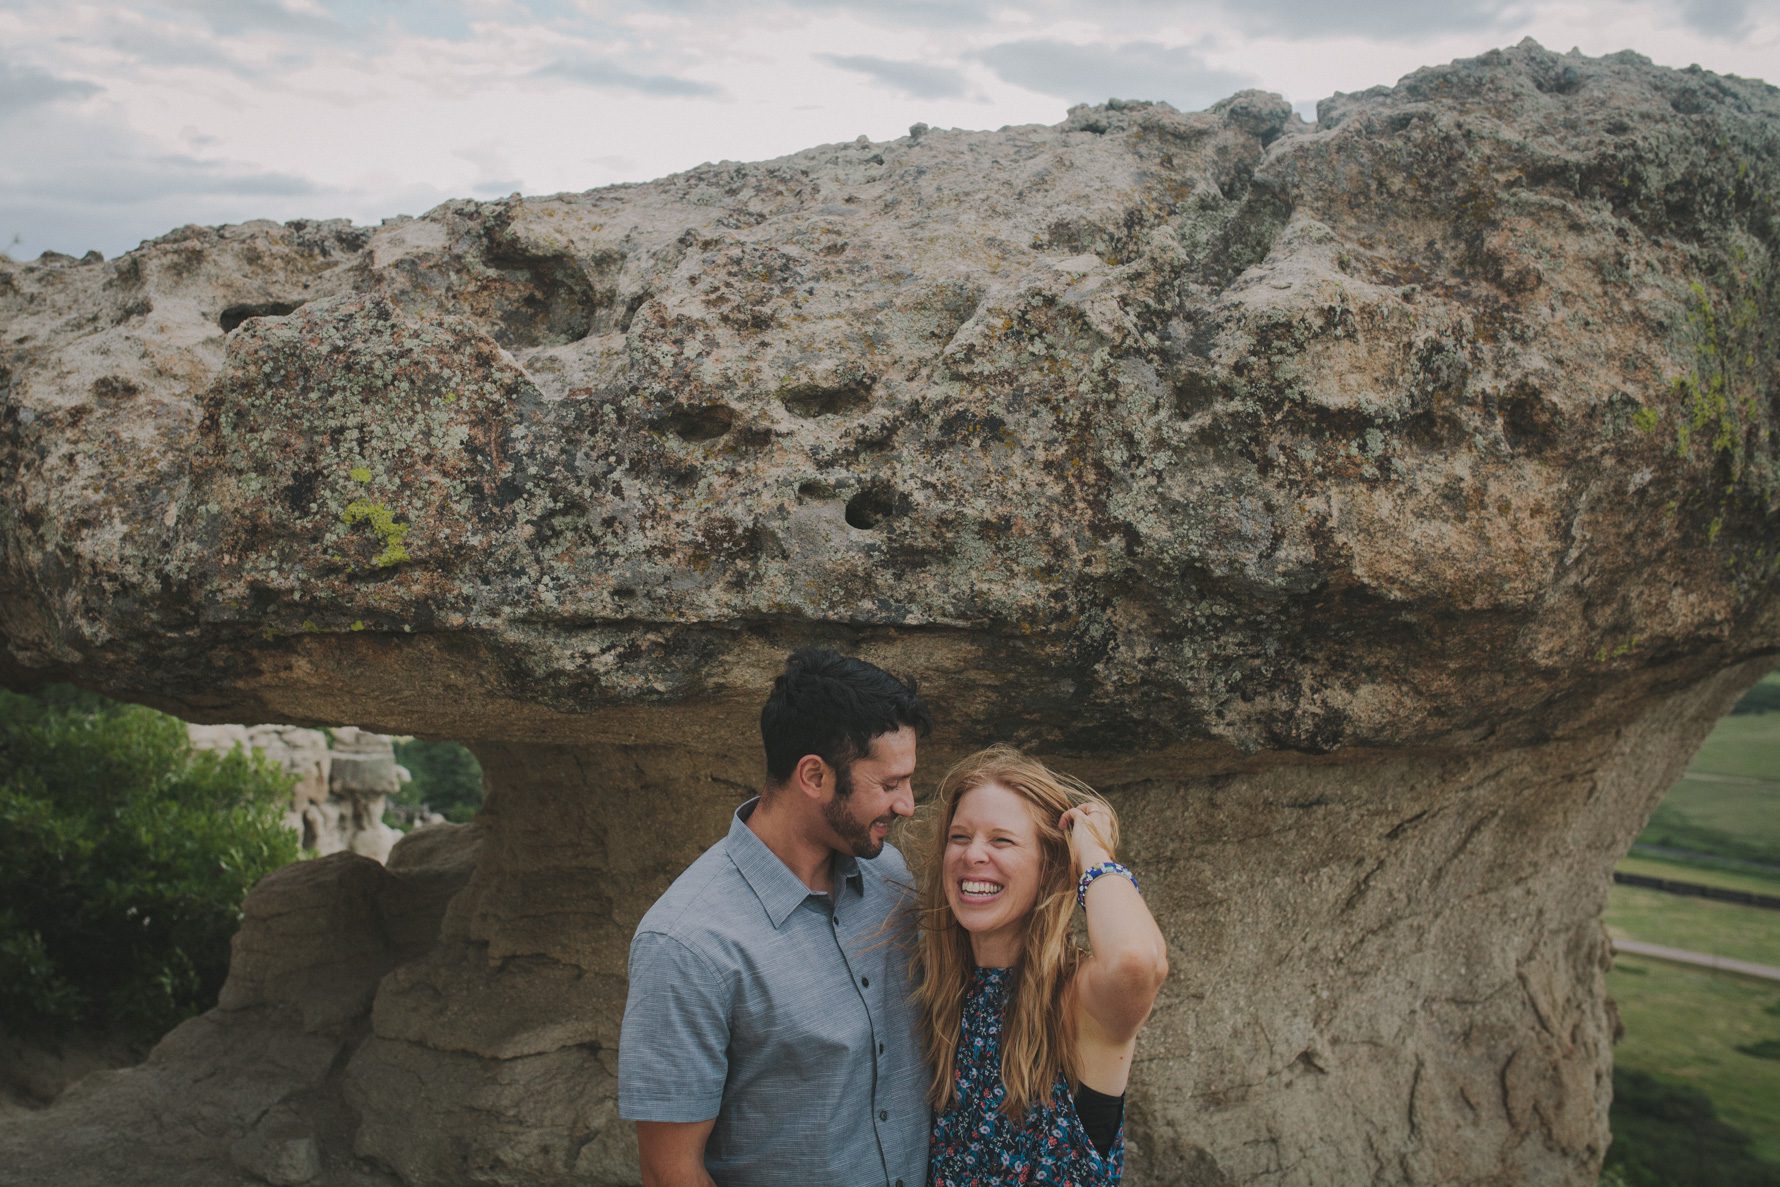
(391, 737, 484, 824)
(1604, 1067, 1776, 1187)
(0, 685, 300, 1040)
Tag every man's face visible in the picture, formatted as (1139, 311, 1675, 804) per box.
(820, 725, 918, 858)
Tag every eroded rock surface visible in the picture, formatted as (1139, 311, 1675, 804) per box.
(2, 41, 1778, 1187)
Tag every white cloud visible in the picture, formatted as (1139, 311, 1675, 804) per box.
(532, 56, 724, 97)
(0, 56, 102, 116)
(816, 53, 972, 99)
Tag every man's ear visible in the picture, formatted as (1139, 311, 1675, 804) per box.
(792, 753, 830, 800)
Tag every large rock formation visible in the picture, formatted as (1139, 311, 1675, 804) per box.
(2, 40, 1777, 1187)
(188, 723, 410, 860)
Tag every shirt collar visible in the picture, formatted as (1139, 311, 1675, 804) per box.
(726, 798, 866, 929)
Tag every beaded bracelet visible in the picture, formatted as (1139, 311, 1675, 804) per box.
(1077, 861, 1139, 908)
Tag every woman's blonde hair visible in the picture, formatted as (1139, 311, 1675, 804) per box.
(910, 743, 1120, 1115)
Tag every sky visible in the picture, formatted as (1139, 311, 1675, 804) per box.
(1, 0, 1775, 261)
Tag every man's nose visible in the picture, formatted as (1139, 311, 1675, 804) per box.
(893, 787, 915, 818)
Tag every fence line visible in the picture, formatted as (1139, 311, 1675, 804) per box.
(1612, 870, 1780, 911)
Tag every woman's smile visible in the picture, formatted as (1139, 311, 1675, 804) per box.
(943, 781, 1046, 965)
(957, 878, 1004, 900)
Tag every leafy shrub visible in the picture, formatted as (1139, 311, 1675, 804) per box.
(391, 737, 484, 823)
(1604, 1067, 1775, 1187)
(0, 685, 300, 1040)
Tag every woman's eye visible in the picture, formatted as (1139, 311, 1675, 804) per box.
(947, 834, 967, 844)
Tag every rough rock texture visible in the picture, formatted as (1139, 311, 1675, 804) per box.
(2, 40, 1779, 1187)
(188, 723, 407, 859)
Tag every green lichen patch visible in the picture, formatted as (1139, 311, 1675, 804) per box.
(341, 498, 412, 567)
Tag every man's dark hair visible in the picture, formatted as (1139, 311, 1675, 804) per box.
(761, 648, 932, 788)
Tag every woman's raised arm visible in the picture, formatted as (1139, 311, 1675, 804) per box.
(1062, 802, 1168, 1043)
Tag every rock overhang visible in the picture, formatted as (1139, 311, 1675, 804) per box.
(1, 40, 1777, 755)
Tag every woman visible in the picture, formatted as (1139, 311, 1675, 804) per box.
(913, 745, 1169, 1186)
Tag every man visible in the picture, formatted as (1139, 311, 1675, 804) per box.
(618, 647, 934, 1187)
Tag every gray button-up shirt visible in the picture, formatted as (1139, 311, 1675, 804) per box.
(619, 799, 930, 1187)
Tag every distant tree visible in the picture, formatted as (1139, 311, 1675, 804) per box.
(391, 738, 484, 823)
(0, 685, 300, 1040)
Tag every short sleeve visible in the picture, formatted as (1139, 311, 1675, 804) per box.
(617, 931, 731, 1122)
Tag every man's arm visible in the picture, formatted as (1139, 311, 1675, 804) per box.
(636, 1120, 719, 1187)
(619, 932, 730, 1182)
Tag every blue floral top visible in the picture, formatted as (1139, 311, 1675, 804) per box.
(928, 966, 1124, 1186)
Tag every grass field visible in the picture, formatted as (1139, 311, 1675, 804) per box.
(1604, 672, 1780, 1183)
(1606, 883, 1780, 967)
(1630, 672, 1780, 868)
(1607, 958, 1780, 1168)
(1688, 685, 1780, 781)
(1616, 853, 1780, 898)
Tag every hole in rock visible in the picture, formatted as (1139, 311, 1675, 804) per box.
(1173, 370, 1232, 418)
(657, 405, 736, 442)
(779, 380, 873, 418)
(219, 302, 302, 333)
(1499, 386, 1558, 453)
(845, 486, 898, 530)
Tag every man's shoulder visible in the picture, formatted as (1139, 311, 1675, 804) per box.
(633, 833, 742, 943)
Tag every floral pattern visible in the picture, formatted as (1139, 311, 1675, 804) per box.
(928, 966, 1124, 1187)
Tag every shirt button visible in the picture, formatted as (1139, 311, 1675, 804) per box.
(879, 1110, 888, 1121)
(861, 976, 870, 988)
(831, 916, 839, 926)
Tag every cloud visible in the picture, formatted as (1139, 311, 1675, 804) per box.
(1673, 0, 1754, 36)
(629, 0, 995, 28)
(976, 39, 1253, 109)
(787, 0, 994, 26)
(817, 53, 969, 99)
(0, 59, 102, 118)
(0, 107, 330, 258)
(146, 0, 351, 41)
(1206, 0, 1519, 40)
(25, 153, 320, 205)
(532, 57, 722, 97)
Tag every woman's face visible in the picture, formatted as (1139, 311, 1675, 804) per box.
(942, 781, 1048, 966)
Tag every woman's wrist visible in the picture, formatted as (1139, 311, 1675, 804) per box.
(1076, 861, 1139, 908)
(1073, 845, 1114, 876)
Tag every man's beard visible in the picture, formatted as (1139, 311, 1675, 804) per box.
(823, 762, 891, 858)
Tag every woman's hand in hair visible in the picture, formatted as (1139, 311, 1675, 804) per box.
(1060, 802, 1116, 874)
(1067, 800, 1167, 1052)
